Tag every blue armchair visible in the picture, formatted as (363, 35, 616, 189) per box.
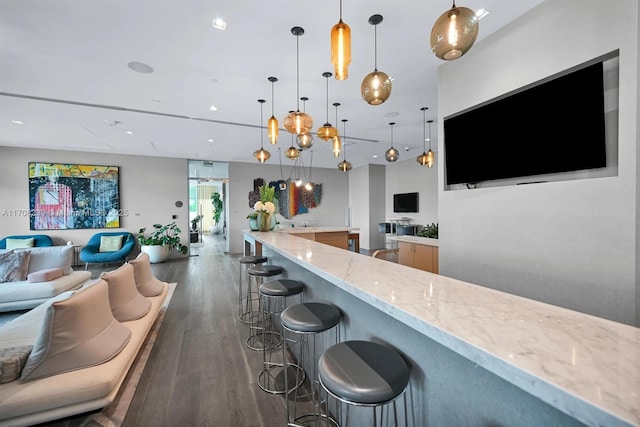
(80, 232, 136, 269)
(0, 234, 53, 249)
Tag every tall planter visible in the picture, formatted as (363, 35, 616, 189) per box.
(140, 245, 170, 263)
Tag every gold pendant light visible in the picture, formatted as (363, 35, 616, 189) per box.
(337, 119, 353, 172)
(284, 27, 313, 135)
(317, 72, 339, 141)
(297, 97, 314, 150)
(385, 122, 399, 162)
(417, 107, 435, 167)
(430, 1, 479, 60)
(285, 131, 301, 160)
(253, 99, 270, 163)
(361, 14, 392, 105)
(332, 102, 341, 158)
(267, 77, 279, 145)
(331, 0, 351, 80)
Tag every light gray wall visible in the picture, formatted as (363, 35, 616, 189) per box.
(438, 0, 639, 325)
(385, 158, 439, 229)
(348, 164, 387, 251)
(228, 161, 349, 254)
(0, 146, 190, 258)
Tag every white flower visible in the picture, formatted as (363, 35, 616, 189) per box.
(254, 201, 264, 211)
(264, 201, 275, 214)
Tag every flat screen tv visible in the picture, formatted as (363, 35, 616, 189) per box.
(444, 60, 607, 186)
(393, 192, 418, 213)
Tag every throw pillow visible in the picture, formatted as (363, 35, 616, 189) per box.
(0, 250, 32, 283)
(128, 252, 165, 297)
(0, 346, 33, 383)
(27, 267, 64, 283)
(99, 263, 151, 321)
(5, 237, 34, 250)
(25, 246, 73, 276)
(20, 280, 132, 382)
(99, 235, 124, 253)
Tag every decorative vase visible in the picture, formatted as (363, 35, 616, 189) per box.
(249, 217, 259, 231)
(258, 212, 276, 231)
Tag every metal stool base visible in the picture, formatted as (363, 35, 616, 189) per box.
(258, 362, 305, 395)
(289, 413, 340, 427)
(246, 330, 282, 352)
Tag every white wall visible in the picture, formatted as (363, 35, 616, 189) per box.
(438, 0, 639, 325)
(0, 146, 190, 258)
(348, 164, 386, 251)
(385, 158, 439, 229)
(228, 162, 349, 254)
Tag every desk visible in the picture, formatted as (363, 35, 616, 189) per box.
(243, 230, 640, 427)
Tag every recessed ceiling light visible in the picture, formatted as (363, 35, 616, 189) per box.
(125, 130, 133, 135)
(207, 139, 214, 142)
(373, 154, 379, 158)
(11, 120, 24, 125)
(127, 61, 154, 74)
(476, 9, 490, 19)
(209, 105, 218, 111)
(212, 17, 227, 30)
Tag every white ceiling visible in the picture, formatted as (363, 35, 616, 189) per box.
(0, 0, 543, 169)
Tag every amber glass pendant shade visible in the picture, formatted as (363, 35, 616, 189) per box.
(337, 119, 352, 172)
(430, 2, 479, 60)
(417, 152, 429, 166)
(267, 77, 279, 144)
(284, 111, 313, 135)
(317, 124, 338, 141)
(337, 159, 352, 171)
(285, 145, 300, 160)
(361, 15, 392, 105)
(426, 149, 435, 168)
(332, 136, 341, 158)
(361, 70, 392, 105)
(254, 99, 270, 163)
(385, 122, 399, 162)
(331, 20, 351, 80)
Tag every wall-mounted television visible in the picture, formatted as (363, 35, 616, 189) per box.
(444, 58, 609, 186)
(393, 192, 418, 213)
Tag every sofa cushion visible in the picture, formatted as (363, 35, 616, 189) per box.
(128, 252, 165, 297)
(20, 281, 132, 382)
(22, 246, 73, 276)
(5, 238, 34, 250)
(0, 346, 33, 384)
(0, 251, 32, 283)
(99, 263, 151, 321)
(99, 235, 123, 252)
(27, 268, 64, 283)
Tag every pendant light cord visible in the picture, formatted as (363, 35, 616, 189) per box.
(296, 33, 300, 112)
(422, 109, 427, 152)
(390, 122, 394, 148)
(374, 24, 378, 71)
(325, 76, 330, 122)
(339, 0, 343, 20)
(260, 102, 264, 149)
(343, 120, 348, 160)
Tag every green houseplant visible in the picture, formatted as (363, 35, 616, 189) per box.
(211, 192, 223, 234)
(417, 222, 438, 239)
(137, 222, 188, 263)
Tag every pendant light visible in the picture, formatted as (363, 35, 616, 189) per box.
(284, 27, 313, 135)
(285, 130, 301, 160)
(304, 150, 314, 191)
(317, 72, 339, 141)
(267, 77, 279, 145)
(253, 99, 270, 163)
(385, 122, 399, 162)
(361, 14, 392, 105)
(278, 147, 287, 190)
(416, 107, 432, 166)
(332, 102, 341, 158)
(430, 1, 479, 60)
(297, 97, 314, 150)
(331, 0, 351, 80)
(426, 120, 435, 168)
(337, 119, 353, 172)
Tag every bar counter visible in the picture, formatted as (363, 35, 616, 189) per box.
(244, 230, 639, 427)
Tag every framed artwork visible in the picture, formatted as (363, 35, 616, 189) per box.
(28, 162, 121, 230)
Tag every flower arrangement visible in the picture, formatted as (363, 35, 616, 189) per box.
(252, 184, 276, 215)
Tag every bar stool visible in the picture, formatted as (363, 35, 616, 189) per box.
(257, 278, 305, 394)
(238, 255, 267, 324)
(246, 264, 284, 351)
(281, 302, 341, 426)
(318, 340, 411, 426)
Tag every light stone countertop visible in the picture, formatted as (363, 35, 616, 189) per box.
(245, 230, 640, 427)
(277, 226, 359, 234)
(388, 235, 439, 247)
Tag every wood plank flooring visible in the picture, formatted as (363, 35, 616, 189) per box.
(122, 235, 288, 427)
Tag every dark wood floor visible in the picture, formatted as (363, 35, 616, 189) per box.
(122, 235, 288, 427)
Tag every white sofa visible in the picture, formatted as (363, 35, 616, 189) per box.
(0, 265, 168, 427)
(0, 246, 91, 312)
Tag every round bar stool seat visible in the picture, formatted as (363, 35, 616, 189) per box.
(238, 255, 267, 324)
(246, 264, 284, 351)
(319, 340, 411, 426)
(257, 279, 305, 395)
(281, 302, 341, 426)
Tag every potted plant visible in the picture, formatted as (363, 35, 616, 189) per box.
(190, 215, 203, 232)
(417, 222, 438, 239)
(211, 192, 223, 234)
(137, 222, 188, 263)
(252, 184, 278, 231)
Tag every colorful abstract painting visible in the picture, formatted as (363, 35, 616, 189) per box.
(28, 162, 121, 230)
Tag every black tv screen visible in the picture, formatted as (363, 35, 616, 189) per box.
(444, 61, 607, 185)
(393, 192, 418, 213)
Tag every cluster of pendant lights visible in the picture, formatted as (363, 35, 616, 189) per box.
(254, 0, 479, 168)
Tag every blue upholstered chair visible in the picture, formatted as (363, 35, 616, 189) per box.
(0, 234, 53, 249)
(80, 232, 136, 269)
